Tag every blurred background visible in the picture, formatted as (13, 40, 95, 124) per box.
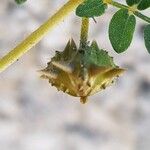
(0, 0, 150, 150)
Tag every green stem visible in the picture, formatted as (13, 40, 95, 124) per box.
(133, 11, 150, 23)
(110, 1, 129, 10)
(108, 1, 150, 23)
(0, 0, 84, 73)
(80, 17, 89, 48)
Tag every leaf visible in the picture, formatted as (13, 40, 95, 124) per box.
(109, 9, 136, 53)
(138, 0, 150, 10)
(15, 0, 27, 4)
(126, 0, 150, 10)
(144, 24, 150, 53)
(126, 0, 141, 6)
(76, 0, 107, 18)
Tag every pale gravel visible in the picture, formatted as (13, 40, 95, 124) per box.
(0, 0, 150, 150)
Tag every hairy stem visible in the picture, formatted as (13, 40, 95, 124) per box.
(107, 1, 150, 23)
(0, 0, 84, 73)
(80, 17, 89, 48)
(133, 11, 150, 23)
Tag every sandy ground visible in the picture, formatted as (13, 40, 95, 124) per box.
(0, 0, 150, 150)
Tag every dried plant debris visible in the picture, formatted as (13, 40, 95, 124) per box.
(40, 39, 125, 104)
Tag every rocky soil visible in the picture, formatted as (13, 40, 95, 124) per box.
(0, 0, 150, 150)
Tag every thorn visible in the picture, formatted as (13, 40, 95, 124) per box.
(51, 83, 55, 86)
(55, 51, 61, 56)
(70, 39, 77, 50)
(104, 68, 125, 78)
(101, 84, 106, 89)
(40, 75, 49, 79)
(87, 81, 91, 87)
(80, 97, 88, 104)
(65, 89, 69, 93)
(55, 50, 60, 54)
(60, 83, 64, 88)
(111, 80, 114, 84)
(89, 66, 111, 76)
(79, 86, 84, 92)
(87, 41, 90, 45)
(38, 69, 58, 79)
(52, 61, 74, 73)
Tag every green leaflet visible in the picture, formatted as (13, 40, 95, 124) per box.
(144, 24, 150, 53)
(138, 0, 150, 10)
(126, 0, 150, 10)
(15, 0, 27, 4)
(126, 0, 141, 6)
(76, 0, 107, 18)
(109, 9, 136, 53)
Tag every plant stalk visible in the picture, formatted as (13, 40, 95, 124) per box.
(0, 0, 84, 73)
(133, 11, 150, 23)
(80, 17, 89, 48)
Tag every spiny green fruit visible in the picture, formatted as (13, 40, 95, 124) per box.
(40, 39, 125, 104)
